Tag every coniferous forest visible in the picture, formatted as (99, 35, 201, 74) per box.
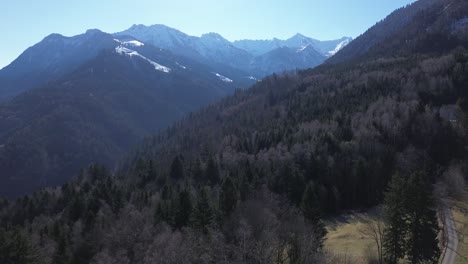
(1, 0, 468, 263)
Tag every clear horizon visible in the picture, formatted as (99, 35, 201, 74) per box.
(0, 0, 416, 69)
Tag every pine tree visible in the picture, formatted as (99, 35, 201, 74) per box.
(219, 176, 238, 217)
(192, 187, 213, 233)
(174, 189, 193, 229)
(147, 159, 157, 181)
(287, 167, 306, 206)
(383, 173, 408, 264)
(205, 158, 220, 186)
(53, 227, 70, 264)
(154, 203, 164, 224)
(68, 197, 85, 222)
(170, 155, 185, 180)
(383, 172, 441, 264)
(405, 172, 440, 264)
(0, 228, 42, 264)
(301, 182, 327, 247)
(239, 174, 251, 201)
(192, 158, 204, 182)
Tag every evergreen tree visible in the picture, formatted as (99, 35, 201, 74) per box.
(287, 167, 306, 206)
(154, 202, 164, 224)
(383, 172, 441, 264)
(405, 172, 440, 264)
(383, 173, 408, 264)
(205, 158, 220, 186)
(192, 187, 213, 233)
(147, 159, 157, 182)
(161, 182, 173, 200)
(301, 182, 327, 247)
(239, 174, 251, 201)
(170, 155, 185, 180)
(174, 189, 193, 229)
(68, 197, 85, 222)
(52, 224, 70, 264)
(71, 240, 95, 264)
(0, 228, 42, 264)
(192, 158, 204, 182)
(219, 176, 238, 217)
(155, 191, 174, 225)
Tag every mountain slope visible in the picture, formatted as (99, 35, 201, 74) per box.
(0, 30, 117, 101)
(119, 0, 467, 211)
(250, 45, 326, 76)
(0, 37, 253, 198)
(327, 0, 468, 64)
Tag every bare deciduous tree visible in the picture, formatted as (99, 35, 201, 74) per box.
(357, 210, 385, 264)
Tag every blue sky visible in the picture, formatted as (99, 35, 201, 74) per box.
(0, 0, 416, 69)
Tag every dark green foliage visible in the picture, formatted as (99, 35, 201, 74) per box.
(0, 228, 42, 264)
(68, 197, 85, 222)
(192, 187, 214, 232)
(170, 155, 185, 180)
(155, 200, 173, 225)
(301, 182, 327, 247)
(70, 240, 95, 264)
(205, 158, 220, 186)
(405, 173, 440, 264)
(219, 177, 238, 217)
(383, 172, 440, 264)
(174, 189, 193, 229)
(383, 174, 408, 264)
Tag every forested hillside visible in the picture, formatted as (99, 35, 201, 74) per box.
(328, 0, 468, 64)
(0, 0, 467, 263)
(0, 46, 247, 198)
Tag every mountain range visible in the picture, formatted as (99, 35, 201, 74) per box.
(0, 0, 467, 263)
(0, 26, 349, 197)
(116, 24, 351, 77)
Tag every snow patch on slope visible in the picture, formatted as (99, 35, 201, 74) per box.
(115, 46, 171, 73)
(296, 45, 310, 53)
(176, 62, 187, 69)
(213, 72, 233, 83)
(329, 39, 351, 56)
(125, 40, 145, 47)
(114, 39, 145, 47)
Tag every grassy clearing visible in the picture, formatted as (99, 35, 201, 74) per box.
(324, 210, 380, 264)
(451, 191, 468, 264)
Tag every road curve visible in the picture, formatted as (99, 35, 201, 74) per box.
(441, 207, 458, 264)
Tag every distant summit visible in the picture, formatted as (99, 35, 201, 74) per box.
(233, 34, 353, 57)
(115, 24, 352, 77)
